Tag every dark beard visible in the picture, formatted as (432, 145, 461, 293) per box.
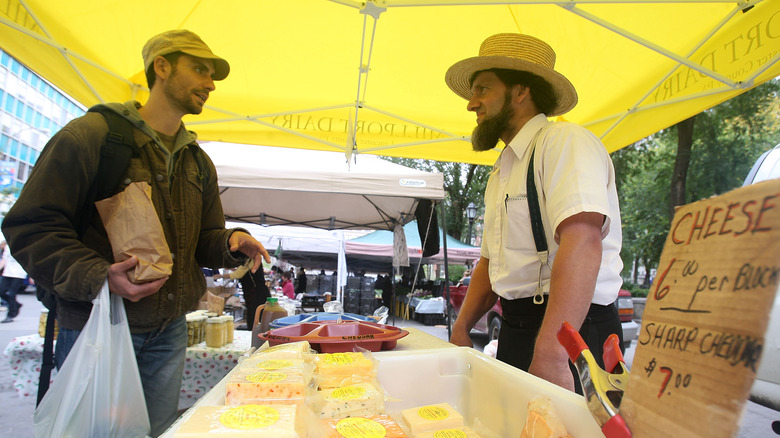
(471, 92, 514, 152)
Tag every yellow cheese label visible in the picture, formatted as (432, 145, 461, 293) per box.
(434, 430, 467, 438)
(322, 353, 355, 365)
(254, 359, 294, 369)
(246, 371, 287, 383)
(418, 406, 450, 421)
(219, 405, 279, 430)
(335, 417, 387, 437)
(330, 385, 367, 401)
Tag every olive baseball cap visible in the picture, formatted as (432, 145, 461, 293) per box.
(142, 29, 230, 80)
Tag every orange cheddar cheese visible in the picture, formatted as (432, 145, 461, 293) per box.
(321, 414, 408, 437)
(225, 369, 307, 406)
(415, 425, 483, 438)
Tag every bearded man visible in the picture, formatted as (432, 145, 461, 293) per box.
(445, 33, 624, 394)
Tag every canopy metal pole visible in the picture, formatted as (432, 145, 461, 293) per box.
(440, 201, 452, 340)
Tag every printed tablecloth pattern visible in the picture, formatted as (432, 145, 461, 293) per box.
(3, 330, 252, 408)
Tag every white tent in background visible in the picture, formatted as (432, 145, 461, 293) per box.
(202, 142, 445, 231)
(226, 222, 350, 299)
(208, 143, 446, 299)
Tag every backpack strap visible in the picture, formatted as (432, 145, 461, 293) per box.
(93, 109, 140, 200)
(36, 308, 57, 406)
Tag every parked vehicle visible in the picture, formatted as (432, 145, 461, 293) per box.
(447, 284, 503, 341)
(617, 289, 639, 350)
(447, 284, 639, 349)
(743, 143, 780, 410)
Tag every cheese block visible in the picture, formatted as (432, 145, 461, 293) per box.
(321, 415, 408, 438)
(414, 426, 483, 438)
(519, 397, 573, 438)
(255, 341, 312, 360)
(401, 403, 464, 434)
(225, 369, 308, 405)
(315, 352, 376, 388)
(174, 404, 297, 437)
(312, 382, 386, 419)
(238, 357, 314, 381)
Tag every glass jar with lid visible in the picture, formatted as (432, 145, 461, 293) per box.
(205, 317, 224, 348)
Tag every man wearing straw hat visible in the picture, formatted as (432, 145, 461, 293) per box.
(446, 33, 623, 393)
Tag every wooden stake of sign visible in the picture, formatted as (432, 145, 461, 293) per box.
(620, 180, 780, 437)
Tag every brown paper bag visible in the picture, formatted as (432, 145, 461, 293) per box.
(95, 181, 173, 283)
(206, 291, 225, 315)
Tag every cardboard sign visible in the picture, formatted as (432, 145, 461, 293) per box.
(620, 180, 780, 437)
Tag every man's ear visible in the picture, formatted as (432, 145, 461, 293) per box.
(512, 84, 531, 103)
(153, 56, 171, 81)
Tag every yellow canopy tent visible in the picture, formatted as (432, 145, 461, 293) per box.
(0, 0, 777, 165)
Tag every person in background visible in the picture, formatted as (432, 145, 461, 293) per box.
(0, 243, 27, 323)
(0, 240, 8, 311)
(1, 30, 270, 435)
(445, 33, 623, 394)
(281, 271, 295, 299)
(269, 265, 282, 289)
(201, 267, 220, 288)
(227, 259, 270, 330)
(295, 267, 308, 295)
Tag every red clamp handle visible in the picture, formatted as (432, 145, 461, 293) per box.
(557, 321, 588, 362)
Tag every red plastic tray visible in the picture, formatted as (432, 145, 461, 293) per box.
(258, 320, 409, 353)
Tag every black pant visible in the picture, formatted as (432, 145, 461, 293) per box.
(240, 271, 270, 330)
(496, 296, 623, 395)
(0, 276, 25, 317)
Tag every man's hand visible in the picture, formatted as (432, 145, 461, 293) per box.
(107, 257, 167, 302)
(229, 231, 271, 273)
(528, 348, 576, 391)
(449, 326, 474, 348)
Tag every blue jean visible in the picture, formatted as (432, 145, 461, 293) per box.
(0, 276, 24, 317)
(55, 316, 187, 437)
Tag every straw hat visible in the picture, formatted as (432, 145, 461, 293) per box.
(445, 33, 577, 116)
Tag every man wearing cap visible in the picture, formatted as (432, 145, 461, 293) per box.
(446, 33, 623, 393)
(2, 30, 269, 435)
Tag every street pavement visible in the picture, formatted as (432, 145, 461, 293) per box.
(0, 294, 776, 437)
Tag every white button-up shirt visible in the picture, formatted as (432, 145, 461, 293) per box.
(481, 114, 623, 305)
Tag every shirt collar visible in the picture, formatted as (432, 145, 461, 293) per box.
(505, 113, 551, 161)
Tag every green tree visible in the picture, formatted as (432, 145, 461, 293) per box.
(615, 79, 780, 286)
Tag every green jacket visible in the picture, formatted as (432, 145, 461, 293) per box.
(2, 102, 245, 333)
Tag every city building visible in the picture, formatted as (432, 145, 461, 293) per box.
(0, 48, 84, 195)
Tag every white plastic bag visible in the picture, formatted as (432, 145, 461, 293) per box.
(34, 280, 150, 438)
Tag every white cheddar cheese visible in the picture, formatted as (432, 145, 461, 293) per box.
(401, 403, 464, 434)
(174, 404, 297, 437)
(238, 357, 314, 381)
(255, 341, 312, 360)
(313, 382, 386, 419)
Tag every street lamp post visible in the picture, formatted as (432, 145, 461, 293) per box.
(466, 202, 477, 246)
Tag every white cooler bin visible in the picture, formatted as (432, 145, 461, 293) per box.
(375, 347, 603, 437)
(162, 346, 604, 437)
